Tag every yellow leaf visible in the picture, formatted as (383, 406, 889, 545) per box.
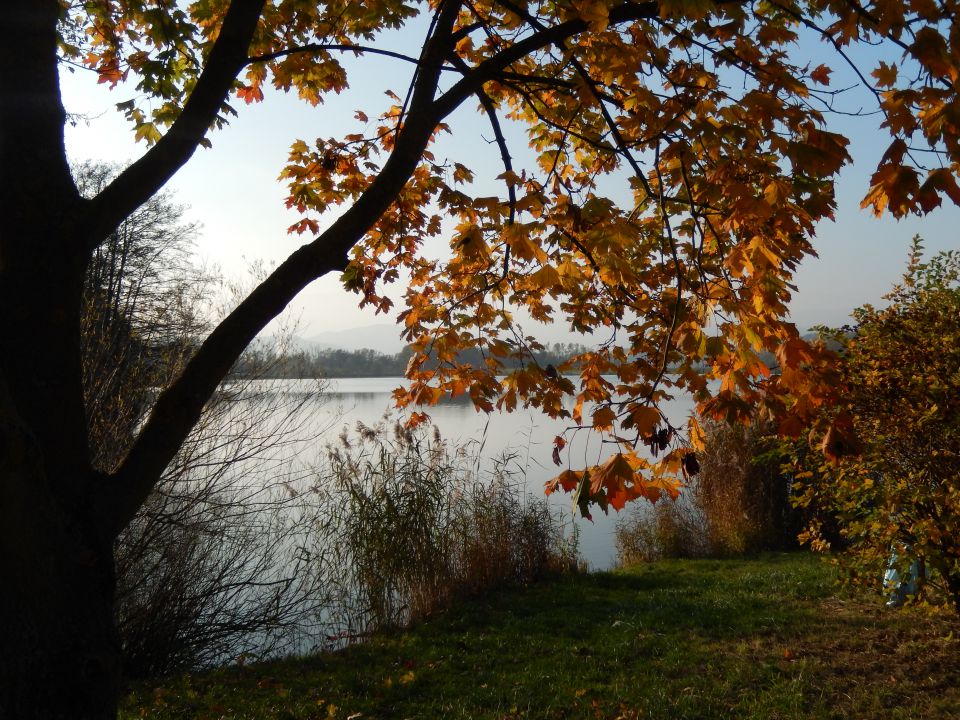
(589, 453, 635, 495)
(624, 404, 660, 436)
(573, 397, 584, 425)
(530, 264, 561, 288)
(502, 224, 545, 263)
(763, 178, 791, 206)
(658, 0, 714, 20)
(133, 122, 162, 145)
(748, 235, 782, 268)
(545, 469, 581, 495)
(575, 0, 609, 32)
(688, 416, 706, 452)
(872, 61, 898, 87)
(810, 64, 832, 85)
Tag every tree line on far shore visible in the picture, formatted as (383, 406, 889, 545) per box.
(233, 342, 591, 379)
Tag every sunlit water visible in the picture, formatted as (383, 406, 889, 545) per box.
(254, 377, 696, 570)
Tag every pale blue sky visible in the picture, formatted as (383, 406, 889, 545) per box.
(60, 22, 960, 345)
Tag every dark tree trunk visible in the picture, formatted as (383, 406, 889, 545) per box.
(0, 1, 469, 716)
(0, 401, 120, 719)
(0, 4, 120, 715)
(0, 209, 118, 717)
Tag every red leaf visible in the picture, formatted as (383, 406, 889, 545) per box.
(810, 64, 832, 85)
(545, 469, 581, 495)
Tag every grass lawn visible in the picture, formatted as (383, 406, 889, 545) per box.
(121, 553, 960, 719)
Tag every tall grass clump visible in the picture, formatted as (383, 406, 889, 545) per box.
(615, 493, 707, 564)
(694, 417, 798, 555)
(320, 421, 579, 635)
(616, 416, 800, 564)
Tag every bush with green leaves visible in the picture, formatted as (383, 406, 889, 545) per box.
(794, 238, 960, 612)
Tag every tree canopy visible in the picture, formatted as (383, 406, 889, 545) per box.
(44, 0, 960, 518)
(4, 2, 960, 714)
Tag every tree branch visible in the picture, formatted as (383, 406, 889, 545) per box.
(101, 0, 464, 537)
(86, 0, 267, 247)
(434, 1, 660, 119)
(101, 0, 681, 535)
(248, 43, 435, 69)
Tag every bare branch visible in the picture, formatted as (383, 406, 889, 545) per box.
(248, 43, 428, 68)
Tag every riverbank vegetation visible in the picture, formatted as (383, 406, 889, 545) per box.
(120, 553, 960, 719)
(615, 417, 802, 564)
(313, 422, 580, 639)
(112, 407, 581, 679)
(791, 240, 960, 613)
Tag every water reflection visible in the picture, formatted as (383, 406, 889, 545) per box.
(307, 377, 696, 570)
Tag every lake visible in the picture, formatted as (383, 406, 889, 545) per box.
(266, 377, 697, 570)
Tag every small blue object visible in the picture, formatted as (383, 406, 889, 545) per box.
(884, 548, 923, 607)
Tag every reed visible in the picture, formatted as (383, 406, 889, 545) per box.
(615, 416, 799, 564)
(319, 421, 580, 637)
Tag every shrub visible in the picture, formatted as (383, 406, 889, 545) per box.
(794, 238, 960, 612)
(615, 494, 707, 564)
(78, 162, 330, 677)
(615, 416, 800, 564)
(695, 418, 799, 555)
(113, 373, 331, 678)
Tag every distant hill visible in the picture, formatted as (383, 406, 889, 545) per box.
(252, 327, 847, 379)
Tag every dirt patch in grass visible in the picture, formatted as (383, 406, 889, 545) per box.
(778, 595, 960, 717)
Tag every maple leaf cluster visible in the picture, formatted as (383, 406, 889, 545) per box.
(62, 0, 960, 517)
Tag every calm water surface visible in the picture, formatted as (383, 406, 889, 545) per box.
(272, 377, 696, 570)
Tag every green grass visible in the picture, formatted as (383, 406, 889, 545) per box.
(121, 553, 960, 719)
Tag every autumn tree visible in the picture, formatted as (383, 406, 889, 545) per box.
(794, 238, 960, 612)
(4, 1, 960, 717)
